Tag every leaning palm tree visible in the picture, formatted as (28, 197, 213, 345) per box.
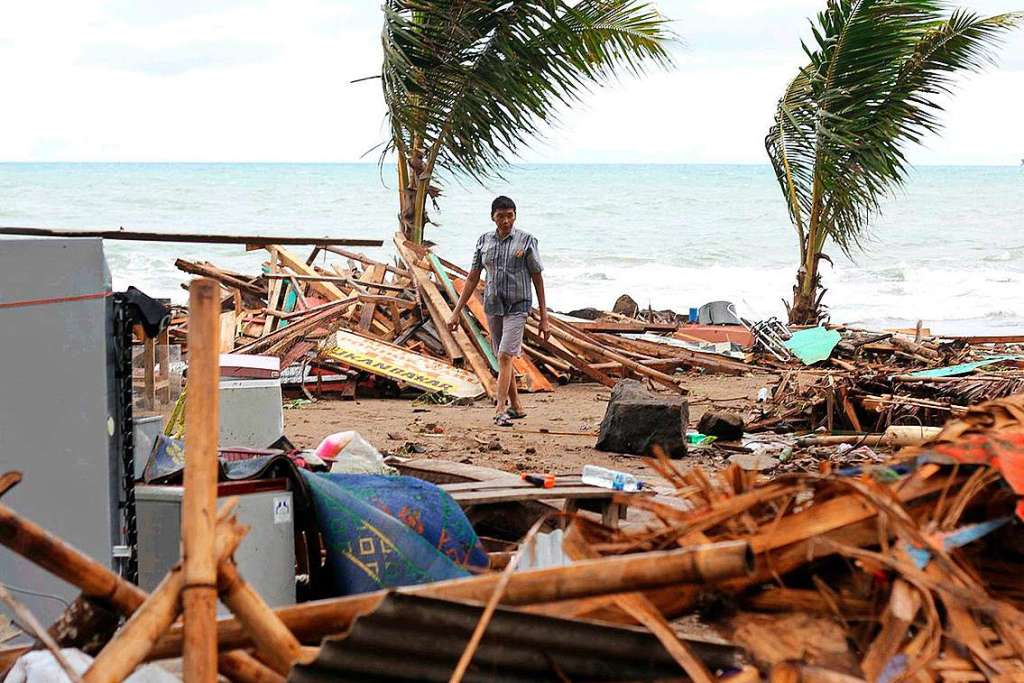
(381, 0, 674, 243)
(766, 0, 1021, 325)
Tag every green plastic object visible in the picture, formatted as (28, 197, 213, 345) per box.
(909, 355, 1023, 379)
(783, 326, 842, 365)
(686, 432, 716, 447)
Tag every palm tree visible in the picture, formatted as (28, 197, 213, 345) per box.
(766, 0, 1021, 325)
(381, 0, 674, 243)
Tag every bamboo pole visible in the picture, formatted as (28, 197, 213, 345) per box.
(83, 516, 248, 683)
(217, 651, 286, 683)
(183, 278, 221, 683)
(149, 540, 752, 658)
(0, 501, 148, 611)
(562, 526, 714, 683)
(218, 560, 305, 675)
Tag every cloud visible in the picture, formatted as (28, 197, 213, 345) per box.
(96, 0, 263, 27)
(79, 41, 279, 76)
(0, 0, 1019, 164)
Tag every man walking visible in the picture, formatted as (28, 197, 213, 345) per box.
(448, 196, 549, 426)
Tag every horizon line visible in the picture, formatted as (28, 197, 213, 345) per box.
(0, 160, 1021, 168)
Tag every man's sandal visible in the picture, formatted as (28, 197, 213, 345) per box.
(506, 409, 527, 420)
(493, 412, 514, 427)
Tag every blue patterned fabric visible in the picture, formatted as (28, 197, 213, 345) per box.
(299, 472, 488, 596)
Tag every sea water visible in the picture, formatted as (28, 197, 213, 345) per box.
(1, 162, 1021, 334)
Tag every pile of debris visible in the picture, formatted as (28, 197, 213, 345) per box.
(747, 324, 1024, 435)
(4, 395, 1023, 681)
(569, 391, 1024, 681)
(168, 235, 748, 402)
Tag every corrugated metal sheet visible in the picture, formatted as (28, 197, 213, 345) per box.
(288, 593, 738, 683)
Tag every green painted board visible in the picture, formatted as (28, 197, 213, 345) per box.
(427, 253, 500, 373)
(783, 326, 842, 365)
(909, 355, 1022, 378)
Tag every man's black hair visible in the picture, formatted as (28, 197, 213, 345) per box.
(491, 196, 516, 215)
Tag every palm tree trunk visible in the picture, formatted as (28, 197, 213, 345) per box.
(789, 256, 820, 326)
(788, 193, 824, 325)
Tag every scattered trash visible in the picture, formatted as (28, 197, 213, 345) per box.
(581, 464, 645, 491)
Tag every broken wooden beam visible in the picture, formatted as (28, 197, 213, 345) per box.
(0, 226, 383, 247)
(182, 278, 221, 683)
(149, 540, 752, 658)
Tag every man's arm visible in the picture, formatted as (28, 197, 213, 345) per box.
(531, 271, 549, 339)
(447, 268, 482, 331)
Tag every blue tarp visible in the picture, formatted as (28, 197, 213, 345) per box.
(299, 471, 488, 596)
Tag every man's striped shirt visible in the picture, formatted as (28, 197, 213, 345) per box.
(471, 228, 544, 316)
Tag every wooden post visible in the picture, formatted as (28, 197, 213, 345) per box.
(143, 336, 156, 410)
(183, 278, 221, 683)
(157, 329, 171, 405)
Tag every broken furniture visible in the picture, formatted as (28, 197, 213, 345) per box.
(443, 475, 647, 529)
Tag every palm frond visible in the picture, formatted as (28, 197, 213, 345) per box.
(766, 0, 1021, 259)
(382, 0, 675, 185)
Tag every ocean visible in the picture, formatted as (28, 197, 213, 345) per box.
(1, 162, 1022, 334)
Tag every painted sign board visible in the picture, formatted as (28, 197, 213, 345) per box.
(322, 330, 484, 399)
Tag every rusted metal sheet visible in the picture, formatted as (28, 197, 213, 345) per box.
(287, 593, 738, 682)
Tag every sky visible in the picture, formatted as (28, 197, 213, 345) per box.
(0, 1, 1021, 165)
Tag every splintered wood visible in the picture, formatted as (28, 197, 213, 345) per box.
(167, 234, 729, 404)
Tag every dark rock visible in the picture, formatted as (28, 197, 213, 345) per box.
(612, 294, 640, 318)
(525, 447, 536, 454)
(596, 379, 688, 458)
(565, 307, 604, 320)
(697, 411, 745, 441)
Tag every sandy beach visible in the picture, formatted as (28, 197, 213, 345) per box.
(284, 370, 776, 477)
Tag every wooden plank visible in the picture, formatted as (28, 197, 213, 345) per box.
(323, 246, 411, 278)
(429, 255, 498, 373)
(183, 279, 221, 683)
(157, 329, 171, 405)
(267, 245, 349, 302)
(544, 318, 685, 392)
(0, 226, 383, 246)
(597, 333, 749, 375)
(394, 243, 463, 364)
(396, 236, 499, 398)
(571, 321, 680, 334)
(143, 336, 156, 411)
(524, 326, 617, 387)
(357, 264, 386, 331)
(219, 311, 236, 353)
(448, 486, 621, 505)
(262, 249, 283, 337)
(322, 330, 484, 399)
(442, 476, 585, 492)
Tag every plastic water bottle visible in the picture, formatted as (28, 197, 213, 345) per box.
(582, 465, 645, 492)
